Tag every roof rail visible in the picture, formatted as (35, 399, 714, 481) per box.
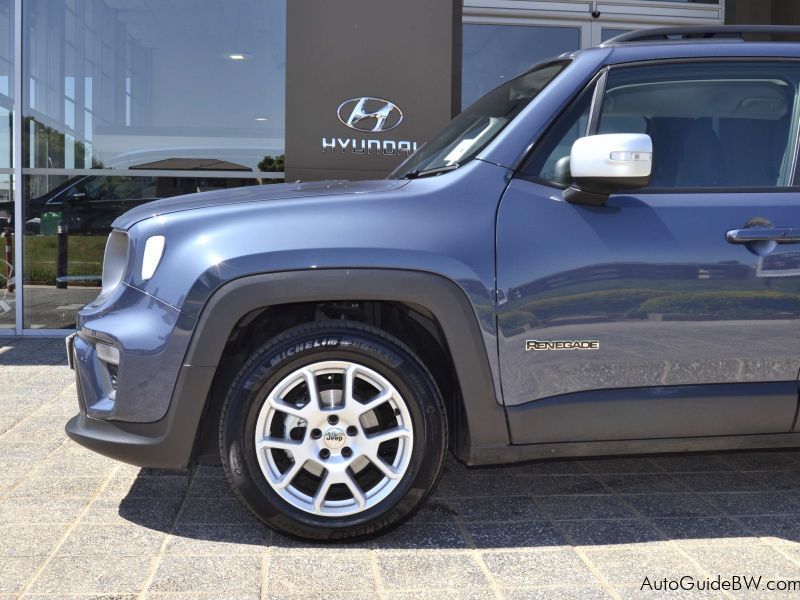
(601, 25, 800, 46)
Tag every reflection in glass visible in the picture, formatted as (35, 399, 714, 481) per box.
(601, 28, 633, 43)
(22, 174, 262, 329)
(0, 0, 12, 329)
(462, 24, 580, 108)
(23, 0, 286, 172)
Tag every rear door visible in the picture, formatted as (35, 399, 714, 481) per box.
(497, 59, 800, 444)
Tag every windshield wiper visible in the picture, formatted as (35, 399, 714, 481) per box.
(402, 164, 460, 179)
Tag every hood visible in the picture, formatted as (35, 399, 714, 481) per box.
(112, 179, 409, 230)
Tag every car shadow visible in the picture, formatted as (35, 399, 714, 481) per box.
(117, 449, 800, 550)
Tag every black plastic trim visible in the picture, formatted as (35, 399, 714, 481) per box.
(468, 432, 800, 465)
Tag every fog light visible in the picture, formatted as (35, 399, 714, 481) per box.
(96, 342, 120, 366)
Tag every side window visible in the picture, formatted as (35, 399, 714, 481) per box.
(598, 62, 800, 189)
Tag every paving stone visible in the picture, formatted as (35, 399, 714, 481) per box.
(580, 458, 660, 474)
(738, 516, 800, 545)
(0, 522, 67, 556)
(449, 496, 542, 522)
(648, 454, 733, 473)
(28, 555, 155, 594)
(267, 550, 375, 594)
(560, 519, 662, 548)
(388, 591, 496, 600)
(717, 451, 800, 472)
(83, 497, 182, 529)
(465, 520, 566, 549)
(404, 499, 459, 524)
(371, 521, 467, 550)
(147, 555, 261, 594)
(105, 474, 189, 499)
(165, 523, 271, 555)
(57, 522, 166, 556)
(703, 492, 800, 516)
(497, 459, 589, 475)
(9, 475, 105, 499)
(186, 475, 236, 498)
(536, 495, 635, 521)
(435, 472, 531, 497)
(176, 497, 258, 525)
(599, 473, 687, 494)
(31, 456, 116, 478)
(582, 546, 701, 587)
(499, 587, 613, 600)
(652, 517, 755, 546)
(0, 498, 85, 523)
(528, 475, 608, 496)
(376, 551, 489, 591)
(749, 471, 800, 491)
(0, 555, 46, 593)
(683, 544, 800, 579)
(270, 532, 369, 551)
(481, 549, 596, 588)
(676, 472, 767, 493)
(621, 493, 720, 518)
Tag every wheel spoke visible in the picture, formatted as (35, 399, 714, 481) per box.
(345, 472, 367, 509)
(273, 459, 305, 489)
(367, 455, 402, 480)
(312, 471, 333, 512)
(268, 395, 307, 419)
(302, 368, 322, 409)
(365, 427, 411, 446)
(342, 364, 358, 408)
(358, 388, 393, 415)
(257, 436, 302, 452)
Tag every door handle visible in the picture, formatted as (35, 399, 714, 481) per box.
(725, 227, 800, 244)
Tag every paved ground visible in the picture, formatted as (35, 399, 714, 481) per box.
(2, 338, 800, 599)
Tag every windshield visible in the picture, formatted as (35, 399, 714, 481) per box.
(389, 61, 568, 179)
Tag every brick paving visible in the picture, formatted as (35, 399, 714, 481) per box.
(1, 337, 800, 598)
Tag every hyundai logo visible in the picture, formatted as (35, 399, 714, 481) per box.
(337, 97, 403, 133)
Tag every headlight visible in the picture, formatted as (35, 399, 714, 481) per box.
(141, 235, 166, 280)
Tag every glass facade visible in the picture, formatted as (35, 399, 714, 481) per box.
(20, 0, 286, 328)
(462, 24, 580, 108)
(0, 0, 727, 333)
(0, 0, 12, 331)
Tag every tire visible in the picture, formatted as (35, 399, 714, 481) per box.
(219, 320, 448, 541)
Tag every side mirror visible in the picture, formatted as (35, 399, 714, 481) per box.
(564, 133, 652, 206)
(64, 191, 87, 208)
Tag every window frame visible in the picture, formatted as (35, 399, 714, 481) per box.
(519, 57, 800, 194)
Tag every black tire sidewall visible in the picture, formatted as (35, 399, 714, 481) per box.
(220, 323, 447, 540)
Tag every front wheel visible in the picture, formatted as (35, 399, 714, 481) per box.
(219, 321, 448, 541)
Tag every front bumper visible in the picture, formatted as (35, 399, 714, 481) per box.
(65, 363, 215, 469)
(65, 283, 210, 469)
(71, 283, 196, 422)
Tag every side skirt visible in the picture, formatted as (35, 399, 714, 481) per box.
(465, 432, 800, 466)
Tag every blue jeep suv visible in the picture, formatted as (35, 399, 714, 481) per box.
(66, 26, 800, 540)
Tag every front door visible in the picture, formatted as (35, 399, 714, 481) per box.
(497, 59, 800, 444)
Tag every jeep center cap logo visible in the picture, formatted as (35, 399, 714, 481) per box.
(323, 427, 346, 449)
(337, 97, 403, 133)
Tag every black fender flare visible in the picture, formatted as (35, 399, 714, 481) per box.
(184, 268, 509, 460)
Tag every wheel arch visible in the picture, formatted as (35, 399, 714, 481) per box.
(184, 268, 508, 464)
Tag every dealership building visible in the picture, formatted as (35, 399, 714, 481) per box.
(0, 0, 795, 334)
